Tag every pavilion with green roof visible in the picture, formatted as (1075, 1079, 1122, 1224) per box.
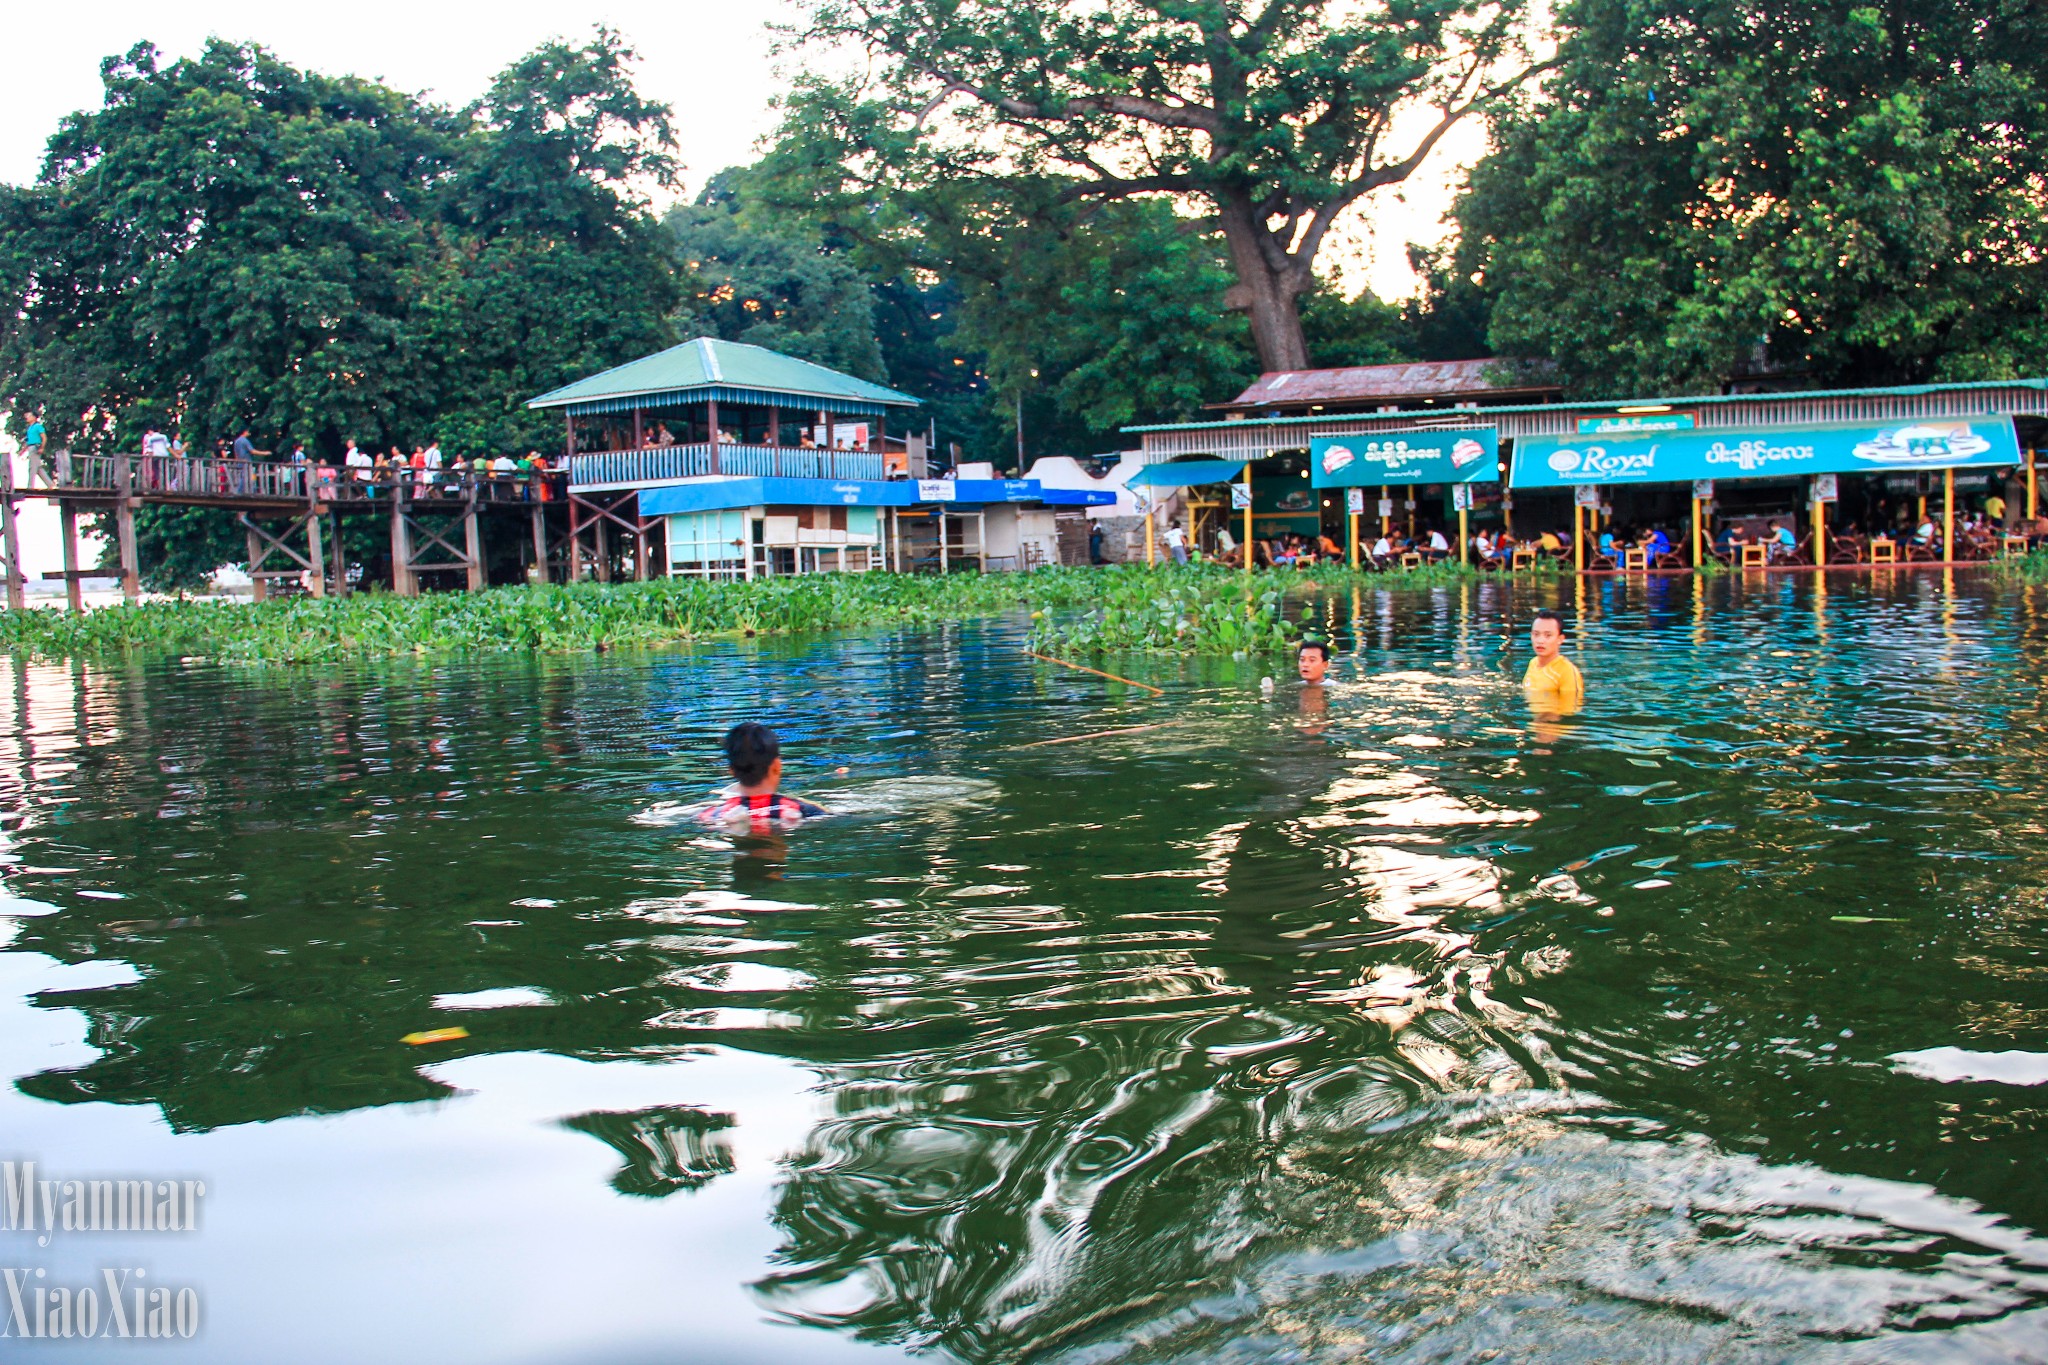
(528, 336, 921, 489)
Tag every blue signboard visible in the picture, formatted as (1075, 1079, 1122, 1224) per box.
(1309, 429, 1498, 487)
(1510, 417, 2022, 489)
(636, 476, 1105, 517)
(1577, 413, 1695, 434)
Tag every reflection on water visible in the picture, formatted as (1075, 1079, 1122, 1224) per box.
(3, 577, 2048, 1362)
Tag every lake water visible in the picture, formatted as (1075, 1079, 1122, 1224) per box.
(3, 571, 2047, 1362)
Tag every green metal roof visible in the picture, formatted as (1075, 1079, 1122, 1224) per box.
(527, 337, 920, 415)
(1122, 377, 2048, 434)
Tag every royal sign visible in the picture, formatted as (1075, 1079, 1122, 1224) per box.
(1510, 417, 2021, 488)
(1310, 429, 1499, 487)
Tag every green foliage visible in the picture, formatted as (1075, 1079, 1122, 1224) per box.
(773, 0, 1546, 370)
(0, 30, 678, 460)
(667, 170, 889, 381)
(1455, 0, 2048, 395)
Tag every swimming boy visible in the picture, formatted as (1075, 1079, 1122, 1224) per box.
(699, 722, 828, 829)
(1524, 609, 1584, 713)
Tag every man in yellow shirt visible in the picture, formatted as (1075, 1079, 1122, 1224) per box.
(1525, 609, 1584, 714)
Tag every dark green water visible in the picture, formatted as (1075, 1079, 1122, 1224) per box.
(4, 572, 2048, 1362)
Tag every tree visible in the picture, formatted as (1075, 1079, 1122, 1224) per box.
(668, 171, 890, 381)
(1453, 0, 2048, 395)
(776, 0, 1548, 372)
(0, 32, 682, 586)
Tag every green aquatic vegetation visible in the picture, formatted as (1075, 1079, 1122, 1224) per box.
(1030, 568, 1307, 655)
(1990, 549, 2048, 583)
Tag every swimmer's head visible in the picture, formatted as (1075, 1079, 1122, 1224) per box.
(723, 722, 782, 790)
(1297, 639, 1330, 684)
(1530, 609, 1565, 660)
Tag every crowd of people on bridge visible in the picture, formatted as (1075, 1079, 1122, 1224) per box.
(26, 421, 569, 503)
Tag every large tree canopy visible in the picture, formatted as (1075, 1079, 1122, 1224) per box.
(1454, 0, 2048, 396)
(775, 0, 1547, 372)
(0, 31, 678, 461)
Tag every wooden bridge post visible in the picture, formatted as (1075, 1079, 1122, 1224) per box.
(0, 455, 24, 610)
(594, 514, 612, 583)
(464, 491, 484, 592)
(114, 453, 140, 602)
(390, 481, 415, 597)
(530, 504, 547, 583)
(633, 503, 649, 583)
(305, 509, 326, 598)
(330, 511, 348, 597)
(245, 524, 268, 604)
(59, 502, 83, 612)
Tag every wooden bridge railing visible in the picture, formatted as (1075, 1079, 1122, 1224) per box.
(44, 452, 567, 505)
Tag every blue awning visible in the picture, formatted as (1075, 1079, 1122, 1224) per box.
(1125, 460, 1246, 487)
(635, 476, 1113, 518)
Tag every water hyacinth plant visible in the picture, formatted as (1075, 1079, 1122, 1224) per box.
(0, 562, 1505, 663)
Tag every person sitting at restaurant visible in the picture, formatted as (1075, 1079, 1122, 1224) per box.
(1913, 513, 1938, 549)
(1424, 526, 1451, 562)
(1645, 525, 1674, 561)
(1767, 519, 1797, 561)
(1271, 537, 1298, 566)
(654, 423, 675, 446)
(718, 428, 739, 444)
(1370, 532, 1393, 565)
(1537, 528, 1563, 557)
(1318, 531, 1343, 560)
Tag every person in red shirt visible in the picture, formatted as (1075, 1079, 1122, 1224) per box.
(698, 723, 828, 830)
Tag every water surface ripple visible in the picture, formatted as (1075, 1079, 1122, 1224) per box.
(2, 574, 2047, 1362)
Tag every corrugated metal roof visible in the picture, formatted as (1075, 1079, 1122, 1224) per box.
(1133, 378, 2048, 434)
(1216, 358, 1553, 409)
(527, 337, 920, 412)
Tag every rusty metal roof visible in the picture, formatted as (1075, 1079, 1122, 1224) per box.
(1214, 359, 1552, 410)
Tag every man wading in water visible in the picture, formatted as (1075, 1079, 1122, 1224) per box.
(699, 723, 828, 830)
(1524, 609, 1585, 715)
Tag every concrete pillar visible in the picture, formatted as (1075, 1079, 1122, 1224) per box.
(464, 495, 485, 592)
(246, 524, 268, 604)
(530, 504, 547, 583)
(595, 514, 612, 583)
(60, 502, 82, 612)
(306, 510, 326, 598)
(390, 486, 415, 596)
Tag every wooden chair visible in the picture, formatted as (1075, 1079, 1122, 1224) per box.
(1739, 543, 1768, 568)
(1868, 537, 1896, 564)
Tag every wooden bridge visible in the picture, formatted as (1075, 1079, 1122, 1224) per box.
(0, 451, 668, 609)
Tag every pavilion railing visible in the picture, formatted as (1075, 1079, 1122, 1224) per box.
(569, 443, 885, 488)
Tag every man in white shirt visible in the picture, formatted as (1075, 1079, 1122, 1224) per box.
(345, 441, 372, 484)
(1371, 534, 1392, 566)
(142, 426, 170, 460)
(1426, 528, 1451, 562)
(1161, 520, 1188, 565)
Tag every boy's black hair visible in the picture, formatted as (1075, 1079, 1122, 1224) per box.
(1532, 608, 1565, 627)
(1298, 639, 1331, 661)
(723, 722, 780, 786)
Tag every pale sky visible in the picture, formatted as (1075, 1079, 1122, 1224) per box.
(1, 2, 1477, 576)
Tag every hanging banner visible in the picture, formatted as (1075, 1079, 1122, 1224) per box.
(1229, 483, 1252, 509)
(1693, 479, 1715, 500)
(1345, 488, 1365, 515)
(1814, 473, 1839, 502)
(1377, 497, 1394, 519)
(1452, 484, 1473, 511)
(1510, 417, 2021, 488)
(1310, 429, 1498, 486)
(1574, 485, 1601, 508)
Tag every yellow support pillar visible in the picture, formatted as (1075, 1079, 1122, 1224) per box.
(1690, 496, 1702, 569)
(1943, 467, 1955, 563)
(2029, 449, 2038, 522)
(1241, 465, 1253, 584)
(1145, 507, 1156, 565)
(1458, 506, 1468, 565)
(1348, 508, 1359, 569)
(1573, 499, 1585, 574)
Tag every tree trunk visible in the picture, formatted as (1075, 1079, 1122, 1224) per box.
(1218, 194, 1312, 373)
